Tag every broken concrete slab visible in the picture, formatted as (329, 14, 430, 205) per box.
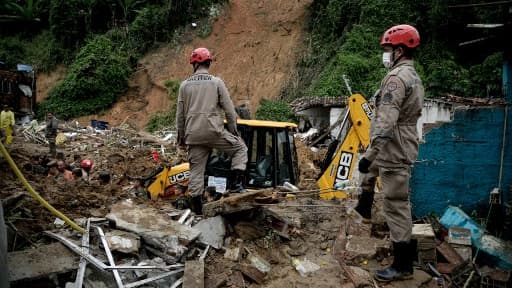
(261, 206, 302, 228)
(344, 235, 389, 259)
(247, 252, 271, 273)
(183, 260, 204, 288)
(8, 242, 79, 282)
(202, 189, 273, 217)
(106, 200, 200, 256)
(106, 199, 200, 244)
(105, 229, 141, 254)
(192, 216, 225, 249)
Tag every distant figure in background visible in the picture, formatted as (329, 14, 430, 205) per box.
(72, 168, 83, 181)
(45, 112, 59, 158)
(80, 159, 93, 182)
(98, 171, 111, 185)
(47, 160, 60, 179)
(235, 103, 251, 119)
(0, 104, 15, 145)
(57, 160, 73, 181)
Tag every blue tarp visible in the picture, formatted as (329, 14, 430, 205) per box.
(440, 206, 512, 270)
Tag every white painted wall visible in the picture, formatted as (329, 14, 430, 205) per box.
(417, 99, 454, 141)
(296, 99, 454, 142)
(330, 107, 345, 138)
(296, 107, 331, 130)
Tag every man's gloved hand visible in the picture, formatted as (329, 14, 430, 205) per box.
(177, 135, 186, 149)
(227, 123, 239, 136)
(358, 157, 372, 173)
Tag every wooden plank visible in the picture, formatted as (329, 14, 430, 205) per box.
(8, 242, 79, 282)
(437, 241, 464, 265)
(203, 189, 273, 217)
(183, 260, 204, 288)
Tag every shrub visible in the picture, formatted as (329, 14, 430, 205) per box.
(146, 111, 176, 132)
(255, 99, 297, 123)
(38, 35, 131, 119)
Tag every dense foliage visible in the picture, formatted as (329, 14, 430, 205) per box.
(0, 0, 507, 127)
(281, 0, 506, 100)
(37, 34, 131, 119)
(0, 0, 225, 122)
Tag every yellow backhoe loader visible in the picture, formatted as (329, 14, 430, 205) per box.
(144, 119, 299, 200)
(143, 93, 373, 202)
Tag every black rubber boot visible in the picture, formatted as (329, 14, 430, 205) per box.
(231, 169, 247, 193)
(375, 241, 414, 282)
(190, 195, 203, 215)
(354, 190, 374, 222)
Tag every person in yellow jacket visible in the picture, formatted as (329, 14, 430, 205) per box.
(0, 104, 15, 145)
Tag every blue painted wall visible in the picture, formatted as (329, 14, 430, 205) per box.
(411, 107, 512, 218)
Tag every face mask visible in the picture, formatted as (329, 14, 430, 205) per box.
(382, 51, 393, 69)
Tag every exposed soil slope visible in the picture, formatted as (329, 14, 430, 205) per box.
(74, 0, 311, 130)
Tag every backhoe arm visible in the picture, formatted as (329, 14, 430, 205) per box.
(317, 94, 373, 199)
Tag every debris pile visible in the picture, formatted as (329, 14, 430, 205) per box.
(2, 120, 512, 287)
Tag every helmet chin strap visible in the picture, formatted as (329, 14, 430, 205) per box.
(391, 47, 404, 67)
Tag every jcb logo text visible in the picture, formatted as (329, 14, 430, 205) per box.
(169, 171, 190, 183)
(335, 152, 353, 186)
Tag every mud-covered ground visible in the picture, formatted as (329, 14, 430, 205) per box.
(1, 128, 441, 288)
(1, 129, 357, 287)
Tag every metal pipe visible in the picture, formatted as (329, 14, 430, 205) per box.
(124, 269, 184, 288)
(93, 226, 124, 288)
(199, 245, 210, 260)
(44, 231, 108, 270)
(169, 277, 184, 288)
(45, 231, 183, 270)
(74, 218, 91, 287)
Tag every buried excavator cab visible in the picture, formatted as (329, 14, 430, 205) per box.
(146, 119, 299, 200)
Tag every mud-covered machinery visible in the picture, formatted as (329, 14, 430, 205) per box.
(145, 119, 299, 200)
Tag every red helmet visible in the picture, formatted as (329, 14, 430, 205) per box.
(80, 159, 93, 169)
(190, 47, 212, 64)
(380, 24, 420, 49)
